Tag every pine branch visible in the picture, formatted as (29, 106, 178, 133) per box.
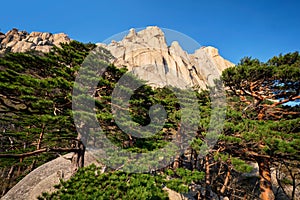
(0, 147, 80, 158)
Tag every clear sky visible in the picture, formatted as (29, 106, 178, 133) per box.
(1, 0, 299, 64)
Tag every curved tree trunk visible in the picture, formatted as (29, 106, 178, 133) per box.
(257, 157, 275, 200)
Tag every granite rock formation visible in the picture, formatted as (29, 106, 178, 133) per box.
(99, 26, 234, 89)
(0, 28, 70, 53)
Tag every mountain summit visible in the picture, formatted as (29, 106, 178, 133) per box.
(99, 26, 234, 89)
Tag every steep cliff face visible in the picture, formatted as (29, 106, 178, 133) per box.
(0, 28, 70, 53)
(99, 26, 234, 89)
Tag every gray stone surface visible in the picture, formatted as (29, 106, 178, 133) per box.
(1, 152, 101, 200)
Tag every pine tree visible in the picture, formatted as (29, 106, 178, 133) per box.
(221, 53, 300, 200)
(0, 41, 95, 195)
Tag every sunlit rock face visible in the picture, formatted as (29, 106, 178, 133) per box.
(0, 28, 70, 53)
(99, 26, 234, 89)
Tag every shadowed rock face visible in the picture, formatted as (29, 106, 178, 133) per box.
(99, 26, 234, 89)
(0, 28, 70, 53)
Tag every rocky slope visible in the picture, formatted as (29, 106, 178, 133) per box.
(99, 26, 234, 89)
(0, 28, 70, 53)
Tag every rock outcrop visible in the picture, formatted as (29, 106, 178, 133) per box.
(99, 26, 234, 89)
(1, 152, 102, 200)
(0, 28, 70, 53)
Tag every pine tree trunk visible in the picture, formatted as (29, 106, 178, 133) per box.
(36, 124, 45, 150)
(220, 169, 230, 194)
(3, 166, 15, 195)
(173, 155, 180, 169)
(203, 155, 211, 200)
(191, 149, 197, 170)
(71, 140, 85, 175)
(173, 123, 182, 169)
(6, 166, 14, 180)
(17, 158, 22, 176)
(257, 157, 275, 200)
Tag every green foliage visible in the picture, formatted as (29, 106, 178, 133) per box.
(0, 41, 95, 194)
(220, 52, 300, 198)
(91, 68, 182, 153)
(39, 164, 206, 199)
(39, 164, 169, 200)
(238, 56, 261, 66)
(231, 157, 253, 173)
(1, 36, 299, 200)
(267, 51, 300, 66)
(164, 168, 205, 193)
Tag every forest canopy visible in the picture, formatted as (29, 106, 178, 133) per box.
(0, 43, 299, 200)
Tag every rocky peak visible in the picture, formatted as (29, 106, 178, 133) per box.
(0, 28, 71, 53)
(100, 26, 234, 89)
(124, 27, 166, 46)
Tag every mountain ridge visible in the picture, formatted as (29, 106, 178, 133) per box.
(0, 27, 234, 89)
(99, 26, 234, 89)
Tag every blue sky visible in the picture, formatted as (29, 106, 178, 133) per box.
(1, 0, 299, 64)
